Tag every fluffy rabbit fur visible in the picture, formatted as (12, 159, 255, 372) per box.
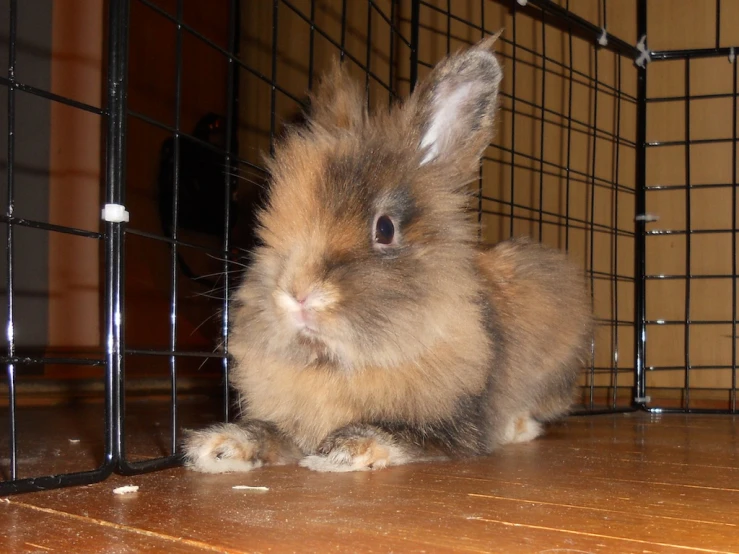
(183, 34, 592, 474)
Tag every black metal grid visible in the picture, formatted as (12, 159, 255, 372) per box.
(1, 0, 736, 496)
(0, 0, 117, 493)
(640, 2, 738, 414)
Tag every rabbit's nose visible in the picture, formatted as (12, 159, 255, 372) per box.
(273, 289, 319, 332)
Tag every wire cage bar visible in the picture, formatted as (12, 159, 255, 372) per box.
(1, 0, 737, 496)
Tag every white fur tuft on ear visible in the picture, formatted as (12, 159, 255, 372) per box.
(414, 36, 503, 167)
(420, 83, 474, 165)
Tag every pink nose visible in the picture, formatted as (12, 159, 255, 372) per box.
(294, 300, 307, 320)
(289, 293, 315, 330)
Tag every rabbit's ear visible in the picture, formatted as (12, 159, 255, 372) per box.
(410, 32, 503, 167)
(307, 58, 366, 131)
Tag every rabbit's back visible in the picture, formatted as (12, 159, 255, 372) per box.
(476, 237, 592, 431)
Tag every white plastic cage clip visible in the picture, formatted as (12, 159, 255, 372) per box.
(516, 0, 527, 5)
(635, 213, 659, 223)
(598, 27, 608, 47)
(730, 47, 736, 64)
(635, 35, 651, 68)
(101, 203, 130, 223)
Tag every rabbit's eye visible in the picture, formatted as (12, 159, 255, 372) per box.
(375, 215, 395, 245)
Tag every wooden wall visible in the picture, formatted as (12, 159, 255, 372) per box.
(48, 0, 103, 352)
(14, 1, 236, 389)
(122, 0, 233, 381)
(643, 1, 739, 405)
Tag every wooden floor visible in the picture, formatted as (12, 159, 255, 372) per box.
(1, 411, 738, 553)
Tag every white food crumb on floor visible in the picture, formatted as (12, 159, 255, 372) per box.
(113, 485, 139, 495)
(68, 439, 81, 443)
(232, 485, 269, 491)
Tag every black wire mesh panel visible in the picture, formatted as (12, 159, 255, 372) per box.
(412, 0, 638, 413)
(116, 0, 241, 476)
(641, 0, 739, 414)
(0, 0, 123, 494)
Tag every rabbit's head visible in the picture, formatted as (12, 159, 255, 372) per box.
(241, 34, 503, 371)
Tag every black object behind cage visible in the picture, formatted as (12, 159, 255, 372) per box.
(1, 0, 737, 496)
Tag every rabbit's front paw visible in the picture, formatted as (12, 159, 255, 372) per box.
(300, 425, 410, 473)
(183, 423, 263, 473)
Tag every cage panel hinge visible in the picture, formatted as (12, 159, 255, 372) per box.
(635, 35, 651, 67)
(101, 203, 130, 223)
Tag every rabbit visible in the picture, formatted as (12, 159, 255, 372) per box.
(183, 33, 593, 474)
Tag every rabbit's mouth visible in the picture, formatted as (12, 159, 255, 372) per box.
(272, 285, 341, 337)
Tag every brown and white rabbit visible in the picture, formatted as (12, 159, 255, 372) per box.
(183, 34, 593, 473)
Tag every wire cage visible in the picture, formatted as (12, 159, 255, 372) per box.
(0, 0, 736, 496)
